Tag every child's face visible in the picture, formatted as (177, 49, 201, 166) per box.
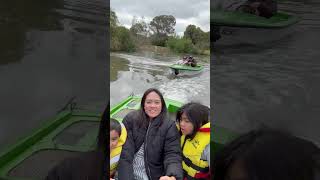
(110, 130, 120, 150)
(179, 112, 194, 135)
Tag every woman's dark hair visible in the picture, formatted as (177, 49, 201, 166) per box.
(97, 105, 109, 150)
(110, 118, 121, 136)
(257, 2, 274, 18)
(213, 129, 320, 180)
(138, 88, 167, 128)
(96, 104, 109, 179)
(176, 102, 209, 139)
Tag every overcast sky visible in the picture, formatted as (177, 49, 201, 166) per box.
(110, 0, 210, 36)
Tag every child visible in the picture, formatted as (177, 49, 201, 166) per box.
(110, 119, 127, 179)
(176, 102, 210, 180)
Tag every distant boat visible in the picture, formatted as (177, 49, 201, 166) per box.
(212, 10, 301, 45)
(169, 64, 204, 76)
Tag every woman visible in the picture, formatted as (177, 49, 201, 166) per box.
(176, 102, 211, 180)
(46, 105, 109, 180)
(110, 118, 127, 179)
(212, 129, 320, 180)
(117, 88, 183, 180)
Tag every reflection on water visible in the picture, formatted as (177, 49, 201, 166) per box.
(212, 0, 320, 146)
(110, 52, 210, 108)
(0, 26, 26, 65)
(0, 0, 64, 65)
(110, 56, 129, 82)
(0, 0, 107, 149)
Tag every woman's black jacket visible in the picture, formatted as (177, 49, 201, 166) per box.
(117, 110, 183, 180)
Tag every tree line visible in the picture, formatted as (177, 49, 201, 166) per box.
(110, 10, 209, 55)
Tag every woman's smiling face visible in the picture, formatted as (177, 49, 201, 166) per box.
(144, 91, 162, 119)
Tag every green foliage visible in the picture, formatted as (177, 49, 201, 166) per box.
(149, 15, 176, 46)
(130, 16, 148, 36)
(149, 15, 176, 35)
(196, 31, 210, 50)
(166, 36, 197, 54)
(150, 34, 168, 46)
(110, 10, 119, 28)
(167, 26, 210, 55)
(183, 24, 210, 52)
(110, 10, 135, 52)
(184, 25, 203, 45)
(111, 26, 135, 52)
(130, 23, 145, 35)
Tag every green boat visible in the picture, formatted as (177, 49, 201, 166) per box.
(212, 10, 300, 45)
(212, 10, 300, 28)
(0, 104, 102, 180)
(0, 96, 236, 180)
(169, 64, 204, 75)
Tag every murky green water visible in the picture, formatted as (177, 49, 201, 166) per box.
(0, 0, 107, 149)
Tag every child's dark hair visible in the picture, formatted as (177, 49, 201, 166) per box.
(213, 129, 320, 180)
(176, 102, 209, 139)
(110, 118, 121, 136)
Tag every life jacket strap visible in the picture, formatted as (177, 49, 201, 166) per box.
(182, 154, 209, 173)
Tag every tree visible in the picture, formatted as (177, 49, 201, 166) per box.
(110, 10, 135, 52)
(112, 26, 135, 52)
(110, 9, 119, 28)
(183, 25, 210, 51)
(149, 15, 176, 46)
(184, 24, 203, 45)
(149, 15, 176, 35)
(150, 33, 168, 46)
(166, 36, 196, 53)
(130, 16, 148, 36)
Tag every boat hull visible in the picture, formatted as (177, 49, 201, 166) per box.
(0, 111, 101, 180)
(169, 64, 204, 76)
(212, 10, 300, 46)
(214, 25, 296, 46)
(212, 10, 300, 28)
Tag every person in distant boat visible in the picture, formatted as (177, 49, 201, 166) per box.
(212, 0, 277, 42)
(177, 56, 197, 67)
(176, 102, 211, 180)
(117, 88, 183, 180)
(177, 56, 189, 65)
(212, 129, 320, 180)
(110, 119, 127, 179)
(187, 56, 197, 67)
